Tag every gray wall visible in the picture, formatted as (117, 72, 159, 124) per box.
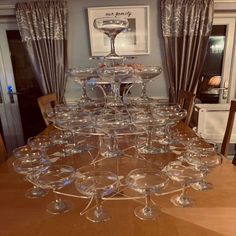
(65, 0, 169, 101)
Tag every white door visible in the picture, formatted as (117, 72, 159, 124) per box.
(199, 16, 236, 104)
(213, 17, 235, 103)
(0, 19, 24, 151)
(194, 15, 236, 148)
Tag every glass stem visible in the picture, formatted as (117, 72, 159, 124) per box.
(72, 131, 76, 147)
(181, 183, 188, 199)
(141, 81, 148, 98)
(144, 189, 152, 214)
(95, 196, 103, 216)
(165, 124, 171, 151)
(113, 81, 121, 102)
(54, 191, 62, 204)
(145, 192, 151, 208)
(147, 130, 152, 147)
(110, 35, 116, 56)
(110, 134, 117, 152)
(81, 81, 87, 99)
(97, 84, 107, 107)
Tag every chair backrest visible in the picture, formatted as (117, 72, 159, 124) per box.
(221, 100, 236, 162)
(178, 90, 196, 126)
(37, 93, 57, 126)
(0, 133, 7, 164)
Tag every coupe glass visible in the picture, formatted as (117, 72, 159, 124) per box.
(49, 129, 73, 160)
(12, 150, 51, 198)
(27, 135, 51, 156)
(152, 103, 186, 123)
(96, 112, 131, 158)
(66, 111, 93, 153)
(67, 68, 97, 106)
(13, 145, 32, 159)
(54, 111, 89, 155)
(35, 165, 75, 214)
(97, 65, 133, 107)
(126, 168, 169, 220)
(53, 110, 72, 130)
(75, 168, 119, 222)
(135, 66, 162, 100)
(131, 109, 166, 154)
(186, 145, 223, 191)
(46, 103, 70, 127)
(93, 17, 129, 59)
(49, 129, 70, 146)
(152, 103, 187, 148)
(165, 161, 204, 207)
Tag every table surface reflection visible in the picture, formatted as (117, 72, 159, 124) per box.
(0, 122, 236, 236)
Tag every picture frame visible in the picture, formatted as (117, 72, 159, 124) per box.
(87, 5, 150, 57)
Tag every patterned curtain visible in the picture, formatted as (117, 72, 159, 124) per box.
(15, 1, 68, 102)
(160, 0, 214, 102)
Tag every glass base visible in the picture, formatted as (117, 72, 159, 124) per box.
(25, 186, 48, 199)
(134, 205, 159, 220)
(138, 146, 166, 154)
(101, 149, 124, 158)
(191, 181, 213, 191)
(47, 200, 73, 215)
(86, 207, 111, 222)
(170, 194, 193, 207)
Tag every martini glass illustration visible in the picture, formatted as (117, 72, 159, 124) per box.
(93, 17, 129, 59)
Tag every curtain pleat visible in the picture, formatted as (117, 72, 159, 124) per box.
(160, 0, 214, 102)
(15, 1, 68, 102)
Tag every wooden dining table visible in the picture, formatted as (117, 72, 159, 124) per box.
(0, 123, 236, 236)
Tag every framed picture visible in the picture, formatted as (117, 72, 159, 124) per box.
(87, 5, 150, 57)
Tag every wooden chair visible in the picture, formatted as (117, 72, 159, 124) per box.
(178, 90, 196, 126)
(221, 100, 236, 164)
(37, 93, 58, 126)
(0, 133, 7, 164)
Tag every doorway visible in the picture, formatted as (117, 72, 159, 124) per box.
(6, 30, 45, 142)
(0, 21, 45, 152)
(197, 25, 226, 103)
(197, 17, 236, 104)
